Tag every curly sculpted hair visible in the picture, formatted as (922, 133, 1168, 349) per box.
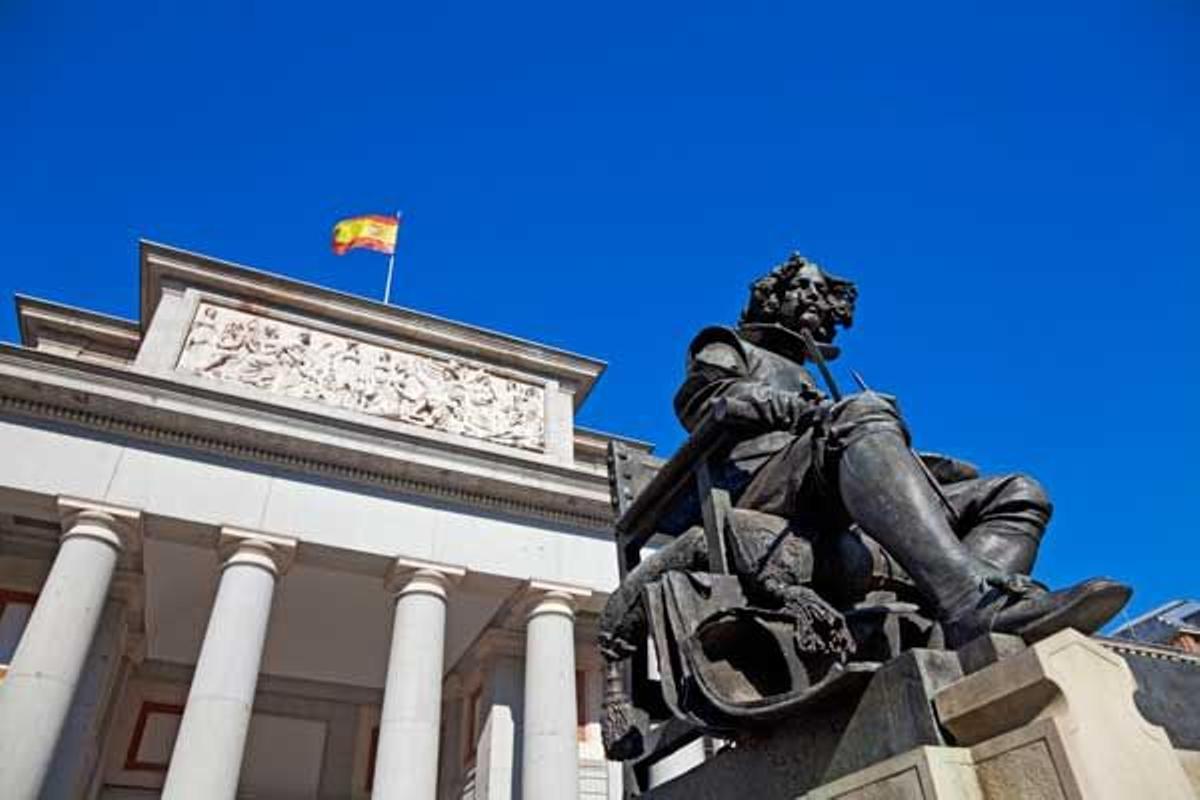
(739, 253, 858, 335)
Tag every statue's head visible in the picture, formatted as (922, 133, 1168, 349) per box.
(739, 253, 857, 343)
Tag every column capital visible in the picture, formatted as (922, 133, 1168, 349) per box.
(218, 527, 297, 578)
(57, 496, 143, 553)
(385, 558, 466, 599)
(523, 580, 592, 622)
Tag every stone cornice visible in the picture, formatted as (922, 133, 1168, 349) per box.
(15, 295, 141, 361)
(0, 345, 615, 530)
(573, 426, 655, 464)
(1098, 635, 1200, 665)
(139, 241, 606, 408)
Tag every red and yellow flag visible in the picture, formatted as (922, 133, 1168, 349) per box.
(331, 214, 401, 256)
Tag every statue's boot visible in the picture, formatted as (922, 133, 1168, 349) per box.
(944, 577, 1131, 647)
(960, 474, 1052, 575)
(837, 429, 1130, 649)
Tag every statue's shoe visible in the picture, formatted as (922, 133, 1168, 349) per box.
(945, 577, 1132, 648)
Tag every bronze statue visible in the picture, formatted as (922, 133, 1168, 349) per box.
(598, 253, 1131, 765)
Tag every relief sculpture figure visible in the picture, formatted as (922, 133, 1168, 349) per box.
(598, 254, 1132, 761)
(177, 303, 546, 450)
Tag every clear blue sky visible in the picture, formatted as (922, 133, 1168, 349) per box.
(2, 2, 1197, 622)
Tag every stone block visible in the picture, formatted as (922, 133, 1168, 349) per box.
(1179, 750, 1200, 797)
(802, 746, 982, 800)
(645, 650, 961, 799)
(822, 649, 962, 783)
(934, 629, 1196, 800)
(970, 717, 1081, 799)
(956, 633, 1025, 676)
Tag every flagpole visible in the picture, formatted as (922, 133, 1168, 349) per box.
(383, 209, 401, 304)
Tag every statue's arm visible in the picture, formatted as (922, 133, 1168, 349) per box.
(674, 340, 825, 433)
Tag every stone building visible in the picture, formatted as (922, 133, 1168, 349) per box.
(1110, 599, 1200, 654)
(0, 241, 646, 799)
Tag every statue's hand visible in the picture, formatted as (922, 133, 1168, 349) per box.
(720, 385, 825, 433)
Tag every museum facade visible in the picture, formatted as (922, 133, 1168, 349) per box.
(0, 241, 645, 799)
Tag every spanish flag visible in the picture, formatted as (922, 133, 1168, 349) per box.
(331, 213, 401, 256)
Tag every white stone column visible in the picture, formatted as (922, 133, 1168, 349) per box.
(161, 529, 295, 800)
(371, 559, 465, 800)
(0, 498, 140, 800)
(521, 582, 591, 800)
(43, 579, 139, 800)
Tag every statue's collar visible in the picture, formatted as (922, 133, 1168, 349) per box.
(737, 323, 841, 363)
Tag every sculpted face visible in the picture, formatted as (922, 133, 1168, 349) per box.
(740, 254, 857, 344)
(778, 265, 836, 340)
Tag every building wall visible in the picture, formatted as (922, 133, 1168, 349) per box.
(0, 243, 637, 799)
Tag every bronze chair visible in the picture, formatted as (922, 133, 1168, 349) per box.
(604, 398, 923, 793)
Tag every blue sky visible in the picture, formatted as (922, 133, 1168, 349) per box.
(1, 1, 1197, 622)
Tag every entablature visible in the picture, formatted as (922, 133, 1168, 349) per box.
(0, 342, 614, 530)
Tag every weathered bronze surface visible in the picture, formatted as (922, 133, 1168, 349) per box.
(598, 253, 1132, 785)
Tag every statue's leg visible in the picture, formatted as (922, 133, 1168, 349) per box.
(599, 527, 707, 760)
(824, 392, 1130, 646)
(824, 392, 993, 619)
(597, 526, 708, 661)
(943, 475, 1051, 575)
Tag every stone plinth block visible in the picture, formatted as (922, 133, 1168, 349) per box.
(801, 746, 982, 800)
(934, 629, 1196, 800)
(1179, 751, 1200, 797)
(823, 649, 962, 783)
(646, 650, 961, 800)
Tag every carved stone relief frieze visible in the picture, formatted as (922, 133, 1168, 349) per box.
(176, 303, 546, 451)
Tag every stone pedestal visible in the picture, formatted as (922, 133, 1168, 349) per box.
(644, 630, 1199, 799)
(935, 629, 1195, 800)
(802, 746, 982, 800)
(647, 649, 961, 800)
